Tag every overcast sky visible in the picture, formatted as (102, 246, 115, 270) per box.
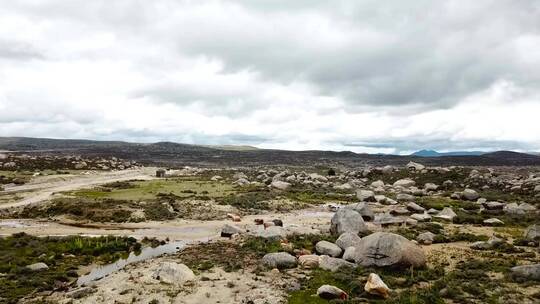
(1, 1, 539, 154)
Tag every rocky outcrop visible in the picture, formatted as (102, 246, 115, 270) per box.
(417, 232, 436, 245)
(393, 179, 415, 188)
(298, 255, 319, 269)
(221, 224, 244, 238)
(353, 232, 426, 268)
(330, 209, 368, 236)
(343, 202, 374, 221)
(462, 189, 479, 201)
(435, 207, 457, 221)
(152, 262, 195, 285)
(357, 190, 376, 202)
(270, 180, 291, 190)
(524, 224, 540, 241)
(510, 264, 540, 281)
(262, 252, 297, 269)
(335, 232, 362, 250)
(364, 273, 390, 298)
(26, 262, 49, 271)
(315, 241, 342, 257)
(318, 255, 356, 272)
(342, 247, 356, 262)
(317, 285, 348, 300)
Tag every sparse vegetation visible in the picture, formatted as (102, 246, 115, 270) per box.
(0, 233, 140, 303)
(70, 177, 235, 201)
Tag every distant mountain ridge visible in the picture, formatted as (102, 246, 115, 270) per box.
(1, 137, 540, 167)
(411, 149, 485, 157)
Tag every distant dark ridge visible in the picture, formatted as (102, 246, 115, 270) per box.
(411, 149, 485, 157)
(1, 137, 540, 167)
(0, 137, 130, 151)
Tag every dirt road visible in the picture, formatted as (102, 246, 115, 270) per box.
(0, 168, 156, 209)
(0, 209, 334, 240)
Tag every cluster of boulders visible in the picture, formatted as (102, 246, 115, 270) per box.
(249, 205, 428, 300)
(0, 154, 138, 171)
(161, 167, 205, 177)
(225, 165, 540, 206)
(316, 272, 391, 300)
(228, 169, 340, 190)
(339, 185, 461, 228)
(467, 168, 540, 196)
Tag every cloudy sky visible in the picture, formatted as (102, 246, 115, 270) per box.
(1, 0, 539, 154)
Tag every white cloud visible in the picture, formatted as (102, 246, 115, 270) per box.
(0, 0, 539, 153)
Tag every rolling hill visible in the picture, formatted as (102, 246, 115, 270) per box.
(1, 137, 540, 167)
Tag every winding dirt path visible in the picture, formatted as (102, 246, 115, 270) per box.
(0, 210, 334, 240)
(0, 168, 156, 209)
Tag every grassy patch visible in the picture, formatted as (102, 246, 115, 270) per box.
(284, 186, 355, 204)
(218, 190, 275, 211)
(0, 170, 31, 185)
(368, 168, 471, 188)
(433, 232, 488, 243)
(0, 233, 140, 303)
(416, 196, 479, 211)
(289, 266, 446, 304)
(479, 189, 540, 206)
(288, 252, 533, 303)
(18, 198, 139, 223)
(176, 240, 261, 273)
(241, 234, 338, 257)
(453, 210, 539, 227)
(70, 177, 236, 201)
(393, 223, 444, 240)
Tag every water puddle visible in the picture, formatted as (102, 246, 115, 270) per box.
(136, 226, 215, 236)
(77, 240, 187, 286)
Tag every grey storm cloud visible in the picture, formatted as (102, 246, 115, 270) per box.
(4, 0, 540, 110)
(162, 0, 540, 109)
(0, 40, 43, 60)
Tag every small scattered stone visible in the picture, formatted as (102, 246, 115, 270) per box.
(435, 207, 457, 221)
(406, 202, 425, 213)
(417, 232, 436, 245)
(221, 224, 244, 238)
(262, 252, 297, 269)
(317, 285, 348, 300)
(298, 255, 319, 269)
(26, 262, 49, 271)
(462, 189, 480, 201)
(483, 218, 504, 226)
(318, 255, 355, 272)
(364, 273, 390, 298)
(315, 241, 342, 257)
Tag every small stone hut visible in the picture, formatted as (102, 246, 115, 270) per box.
(156, 169, 166, 178)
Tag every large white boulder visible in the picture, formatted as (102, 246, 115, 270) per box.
(462, 189, 480, 201)
(315, 241, 342, 257)
(152, 262, 195, 285)
(393, 179, 415, 188)
(353, 232, 426, 268)
(335, 232, 362, 250)
(330, 209, 368, 237)
(262, 252, 297, 269)
(26, 262, 49, 271)
(270, 180, 291, 190)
